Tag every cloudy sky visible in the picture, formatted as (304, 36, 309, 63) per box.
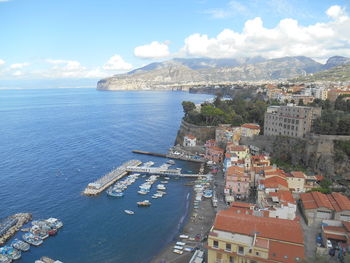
(0, 0, 349, 81)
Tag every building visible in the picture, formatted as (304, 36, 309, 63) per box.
(225, 166, 251, 201)
(327, 89, 350, 102)
(240, 123, 261, 137)
(205, 145, 224, 164)
(300, 191, 350, 225)
(226, 145, 250, 160)
(286, 171, 306, 193)
(183, 134, 197, 147)
(207, 207, 305, 263)
(263, 104, 321, 138)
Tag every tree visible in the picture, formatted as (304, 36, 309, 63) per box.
(182, 101, 196, 118)
(298, 99, 305, 106)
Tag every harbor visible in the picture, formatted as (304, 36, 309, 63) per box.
(0, 214, 32, 246)
(132, 150, 205, 163)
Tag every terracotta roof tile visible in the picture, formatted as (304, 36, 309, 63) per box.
(331, 192, 350, 211)
(261, 176, 288, 189)
(269, 240, 304, 263)
(185, 134, 196, 139)
(241, 123, 261, 130)
(290, 171, 306, 179)
(213, 208, 304, 244)
(269, 190, 296, 205)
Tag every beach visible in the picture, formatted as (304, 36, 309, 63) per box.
(150, 181, 217, 263)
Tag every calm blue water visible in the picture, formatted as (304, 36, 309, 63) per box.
(0, 89, 212, 263)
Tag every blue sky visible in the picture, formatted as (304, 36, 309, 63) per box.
(0, 0, 349, 82)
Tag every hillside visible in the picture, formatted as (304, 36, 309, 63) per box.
(293, 63, 350, 82)
(97, 56, 324, 91)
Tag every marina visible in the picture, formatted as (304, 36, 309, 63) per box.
(132, 150, 206, 163)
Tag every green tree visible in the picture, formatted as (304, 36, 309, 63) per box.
(182, 101, 196, 118)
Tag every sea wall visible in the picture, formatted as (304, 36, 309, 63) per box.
(175, 120, 216, 146)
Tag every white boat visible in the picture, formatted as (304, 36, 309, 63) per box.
(176, 241, 186, 246)
(160, 181, 168, 184)
(124, 210, 135, 215)
(173, 249, 183, 254)
(167, 160, 175, 165)
(174, 245, 183, 250)
(138, 190, 148, 195)
(157, 184, 166, 190)
(179, 235, 189, 239)
(164, 177, 170, 180)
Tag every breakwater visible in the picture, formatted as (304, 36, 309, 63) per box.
(0, 213, 32, 245)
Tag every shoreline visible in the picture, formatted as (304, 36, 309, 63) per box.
(150, 177, 216, 263)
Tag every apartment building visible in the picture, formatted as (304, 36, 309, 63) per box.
(263, 104, 321, 138)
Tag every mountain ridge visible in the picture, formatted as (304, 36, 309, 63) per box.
(97, 56, 349, 90)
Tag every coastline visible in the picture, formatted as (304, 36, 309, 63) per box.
(150, 179, 216, 263)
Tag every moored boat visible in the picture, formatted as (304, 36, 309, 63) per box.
(157, 184, 166, 190)
(22, 233, 43, 246)
(137, 200, 151, 207)
(11, 239, 30, 252)
(0, 246, 21, 261)
(0, 255, 11, 263)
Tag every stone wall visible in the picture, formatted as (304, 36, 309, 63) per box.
(175, 120, 216, 146)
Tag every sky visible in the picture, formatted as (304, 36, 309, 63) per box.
(0, 0, 350, 83)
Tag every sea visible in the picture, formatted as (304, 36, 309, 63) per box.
(0, 88, 212, 263)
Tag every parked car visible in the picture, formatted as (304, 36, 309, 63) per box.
(327, 240, 333, 248)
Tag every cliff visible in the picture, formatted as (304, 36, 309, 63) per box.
(175, 120, 216, 146)
(241, 135, 350, 179)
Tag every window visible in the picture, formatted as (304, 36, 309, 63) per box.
(229, 256, 234, 263)
(249, 249, 252, 253)
(213, 240, 218, 248)
(256, 252, 260, 256)
(226, 243, 231, 251)
(238, 246, 244, 254)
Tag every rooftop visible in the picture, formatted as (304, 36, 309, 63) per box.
(300, 191, 350, 211)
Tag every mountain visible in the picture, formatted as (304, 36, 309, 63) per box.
(97, 56, 327, 91)
(323, 56, 350, 70)
(293, 63, 350, 82)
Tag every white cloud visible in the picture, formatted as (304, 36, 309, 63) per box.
(103, 55, 133, 70)
(0, 59, 5, 66)
(181, 5, 350, 61)
(0, 0, 10, 2)
(45, 59, 108, 78)
(10, 62, 30, 69)
(134, 41, 170, 59)
(12, 70, 23, 77)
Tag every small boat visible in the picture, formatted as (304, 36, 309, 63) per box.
(179, 234, 189, 239)
(137, 190, 148, 195)
(184, 247, 194, 252)
(107, 190, 124, 197)
(157, 184, 166, 190)
(45, 218, 63, 229)
(167, 160, 175, 165)
(48, 229, 57, 236)
(0, 247, 21, 261)
(11, 239, 30, 252)
(160, 181, 168, 184)
(176, 241, 186, 246)
(22, 233, 43, 246)
(124, 210, 135, 215)
(164, 177, 170, 180)
(137, 200, 151, 207)
(0, 255, 11, 263)
(174, 245, 183, 250)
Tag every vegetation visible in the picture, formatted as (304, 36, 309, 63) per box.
(311, 97, 350, 135)
(308, 179, 332, 194)
(294, 63, 350, 82)
(182, 93, 268, 128)
(270, 157, 307, 173)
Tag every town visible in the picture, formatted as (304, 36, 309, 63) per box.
(174, 82, 350, 263)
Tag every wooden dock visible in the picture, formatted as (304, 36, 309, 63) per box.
(132, 150, 205, 163)
(83, 160, 142, 196)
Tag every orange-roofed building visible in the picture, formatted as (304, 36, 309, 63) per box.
(241, 123, 261, 137)
(300, 191, 350, 225)
(207, 207, 304, 263)
(251, 155, 271, 168)
(259, 176, 289, 193)
(205, 145, 224, 164)
(226, 144, 249, 159)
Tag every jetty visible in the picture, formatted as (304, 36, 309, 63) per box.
(38, 256, 63, 263)
(83, 160, 142, 196)
(132, 150, 205, 163)
(0, 213, 32, 245)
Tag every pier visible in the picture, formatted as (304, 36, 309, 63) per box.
(83, 160, 142, 196)
(132, 150, 205, 163)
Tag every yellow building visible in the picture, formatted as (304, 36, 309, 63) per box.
(207, 207, 304, 263)
(286, 171, 306, 193)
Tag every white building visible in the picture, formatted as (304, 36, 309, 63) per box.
(183, 134, 197, 147)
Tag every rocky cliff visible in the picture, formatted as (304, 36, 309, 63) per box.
(174, 120, 216, 146)
(241, 135, 350, 179)
(97, 56, 327, 91)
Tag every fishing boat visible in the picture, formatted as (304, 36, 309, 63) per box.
(166, 160, 175, 165)
(45, 218, 63, 229)
(107, 189, 124, 197)
(137, 200, 151, 207)
(173, 249, 183, 254)
(0, 255, 11, 263)
(124, 210, 135, 215)
(22, 233, 43, 246)
(48, 228, 57, 236)
(157, 184, 166, 190)
(0, 246, 21, 261)
(11, 239, 30, 252)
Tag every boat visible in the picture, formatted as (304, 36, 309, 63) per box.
(107, 190, 124, 197)
(0, 255, 11, 263)
(166, 160, 175, 165)
(11, 239, 30, 252)
(0, 247, 21, 261)
(160, 181, 168, 184)
(176, 241, 186, 246)
(124, 210, 135, 215)
(164, 177, 170, 180)
(137, 200, 151, 207)
(48, 229, 57, 236)
(22, 233, 43, 246)
(157, 184, 166, 190)
(137, 190, 148, 195)
(45, 218, 63, 229)
(174, 245, 183, 250)
(179, 234, 189, 239)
